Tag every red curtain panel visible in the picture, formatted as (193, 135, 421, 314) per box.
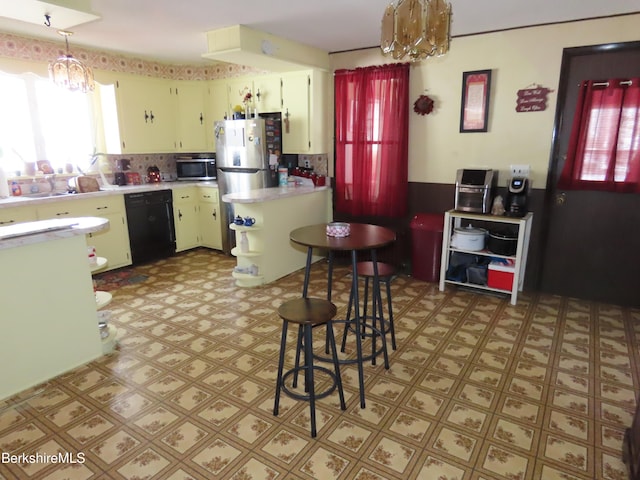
(334, 63, 410, 217)
(559, 78, 640, 193)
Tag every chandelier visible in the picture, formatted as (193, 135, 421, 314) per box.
(380, 0, 452, 61)
(49, 31, 95, 93)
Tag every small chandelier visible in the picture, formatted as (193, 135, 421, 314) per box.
(380, 0, 452, 61)
(49, 30, 95, 93)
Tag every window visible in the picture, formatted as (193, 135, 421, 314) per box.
(334, 64, 410, 217)
(0, 72, 98, 175)
(559, 78, 640, 192)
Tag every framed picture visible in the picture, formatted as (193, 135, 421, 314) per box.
(460, 69, 492, 132)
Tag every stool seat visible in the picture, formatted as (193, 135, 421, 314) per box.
(344, 261, 397, 352)
(355, 261, 396, 278)
(278, 298, 337, 325)
(274, 297, 345, 437)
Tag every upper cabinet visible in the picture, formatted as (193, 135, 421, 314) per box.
(253, 74, 282, 113)
(281, 70, 327, 154)
(113, 75, 176, 154)
(226, 78, 254, 116)
(175, 81, 211, 152)
(97, 69, 327, 155)
(209, 79, 229, 130)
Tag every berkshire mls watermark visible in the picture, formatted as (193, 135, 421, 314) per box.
(2, 451, 86, 465)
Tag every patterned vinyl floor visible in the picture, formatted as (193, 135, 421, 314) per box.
(1, 248, 639, 480)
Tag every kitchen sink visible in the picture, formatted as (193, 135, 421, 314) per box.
(23, 191, 76, 198)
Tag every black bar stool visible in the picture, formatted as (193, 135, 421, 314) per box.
(342, 261, 397, 352)
(273, 298, 346, 437)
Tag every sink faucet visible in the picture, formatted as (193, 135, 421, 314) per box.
(45, 174, 56, 193)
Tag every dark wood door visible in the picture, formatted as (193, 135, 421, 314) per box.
(540, 42, 640, 307)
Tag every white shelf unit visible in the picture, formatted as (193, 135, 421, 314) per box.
(229, 223, 264, 287)
(90, 256, 117, 353)
(439, 210, 533, 305)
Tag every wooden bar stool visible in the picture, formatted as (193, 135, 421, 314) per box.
(273, 298, 346, 437)
(342, 261, 397, 352)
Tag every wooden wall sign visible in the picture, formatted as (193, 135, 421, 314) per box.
(515, 85, 552, 112)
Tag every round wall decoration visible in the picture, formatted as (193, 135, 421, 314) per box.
(413, 94, 434, 115)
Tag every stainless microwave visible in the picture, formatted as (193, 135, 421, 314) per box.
(176, 155, 216, 181)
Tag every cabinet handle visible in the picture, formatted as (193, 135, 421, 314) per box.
(0, 220, 15, 225)
(212, 209, 216, 220)
(199, 113, 203, 124)
(178, 209, 183, 220)
(56, 212, 69, 216)
(150, 110, 155, 123)
(96, 206, 108, 210)
(144, 110, 149, 123)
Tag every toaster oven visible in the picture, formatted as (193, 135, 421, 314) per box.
(454, 169, 496, 214)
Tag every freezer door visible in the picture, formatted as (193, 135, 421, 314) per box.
(217, 168, 276, 194)
(215, 119, 268, 170)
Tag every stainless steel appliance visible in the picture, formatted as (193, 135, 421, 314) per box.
(124, 190, 176, 264)
(454, 169, 496, 214)
(176, 154, 217, 181)
(215, 117, 280, 253)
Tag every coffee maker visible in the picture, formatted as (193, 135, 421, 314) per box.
(505, 177, 529, 217)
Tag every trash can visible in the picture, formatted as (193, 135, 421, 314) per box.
(410, 213, 445, 282)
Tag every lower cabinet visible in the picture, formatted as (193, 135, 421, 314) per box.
(199, 187, 222, 250)
(37, 195, 132, 271)
(173, 187, 200, 252)
(0, 205, 38, 226)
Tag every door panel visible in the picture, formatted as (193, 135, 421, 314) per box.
(540, 43, 640, 306)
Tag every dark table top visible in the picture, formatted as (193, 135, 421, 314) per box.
(290, 223, 396, 251)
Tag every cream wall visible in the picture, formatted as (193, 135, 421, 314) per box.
(329, 14, 640, 188)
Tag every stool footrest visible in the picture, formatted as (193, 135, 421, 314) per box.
(280, 366, 339, 402)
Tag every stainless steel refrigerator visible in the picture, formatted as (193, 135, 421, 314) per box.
(215, 116, 280, 254)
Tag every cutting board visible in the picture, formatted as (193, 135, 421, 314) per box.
(76, 176, 100, 193)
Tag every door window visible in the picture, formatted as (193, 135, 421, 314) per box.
(559, 78, 640, 192)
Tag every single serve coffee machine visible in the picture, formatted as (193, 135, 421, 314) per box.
(505, 177, 530, 217)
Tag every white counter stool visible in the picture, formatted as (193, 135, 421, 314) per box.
(273, 297, 346, 437)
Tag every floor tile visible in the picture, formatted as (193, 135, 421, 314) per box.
(0, 249, 638, 480)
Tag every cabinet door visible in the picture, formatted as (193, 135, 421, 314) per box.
(209, 79, 228, 122)
(174, 202, 199, 252)
(227, 78, 254, 116)
(176, 81, 209, 152)
(87, 212, 131, 269)
(173, 188, 199, 252)
(253, 74, 282, 113)
(199, 203, 221, 249)
(199, 188, 222, 250)
(281, 72, 310, 153)
(115, 76, 176, 153)
(0, 206, 37, 226)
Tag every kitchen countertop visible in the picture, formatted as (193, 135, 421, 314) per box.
(222, 185, 330, 204)
(0, 181, 217, 209)
(0, 216, 109, 250)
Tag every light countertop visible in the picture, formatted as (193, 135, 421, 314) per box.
(222, 185, 330, 204)
(0, 181, 217, 209)
(0, 216, 109, 250)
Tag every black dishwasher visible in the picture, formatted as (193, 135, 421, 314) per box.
(124, 190, 176, 264)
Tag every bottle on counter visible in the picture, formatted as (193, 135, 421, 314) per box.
(278, 166, 288, 187)
(11, 181, 22, 196)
